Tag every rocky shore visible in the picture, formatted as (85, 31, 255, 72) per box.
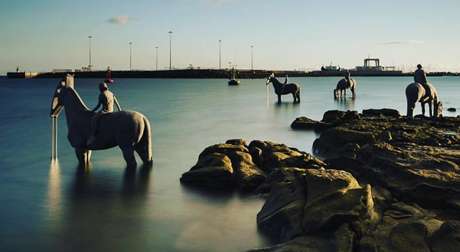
(180, 109, 460, 252)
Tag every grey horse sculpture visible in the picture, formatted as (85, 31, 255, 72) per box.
(50, 81, 152, 169)
(405, 82, 440, 118)
(334, 78, 357, 98)
(266, 73, 301, 104)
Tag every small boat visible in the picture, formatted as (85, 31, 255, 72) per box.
(228, 67, 240, 86)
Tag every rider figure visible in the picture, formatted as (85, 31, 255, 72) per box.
(344, 71, 351, 83)
(87, 82, 121, 146)
(284, 75, 289, 84)
(414, 64, 430, 98)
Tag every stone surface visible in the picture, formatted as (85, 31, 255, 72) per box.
(182, 111, 460, 251)
(291, 116, 330, 131)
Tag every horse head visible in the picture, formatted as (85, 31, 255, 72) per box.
(50, 74, 74, 117)
(266, 73, 275, 85)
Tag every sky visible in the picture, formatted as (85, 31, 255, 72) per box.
(1, 0, 460, 74)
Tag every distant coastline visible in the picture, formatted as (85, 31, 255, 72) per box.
(6, 69, 460, 79)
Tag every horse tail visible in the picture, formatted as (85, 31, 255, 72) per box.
(136, 115, 153, 163)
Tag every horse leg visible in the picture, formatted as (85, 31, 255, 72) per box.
(428, 101, 433, 117)
(421, 102, 426, 116)
(277, 95, 281, 104)
(297, 91, 300, 102)
(120, 145, 137, 169)
(407, 102, 414, 118)
(75, 148, 91, 169)
(292, 93, 296, 103)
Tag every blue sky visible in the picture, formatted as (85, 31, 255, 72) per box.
(1, 0, 459, 73)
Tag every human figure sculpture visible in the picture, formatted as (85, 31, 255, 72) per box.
(414, 64, 431, 98)
(87, 82, 121, 146)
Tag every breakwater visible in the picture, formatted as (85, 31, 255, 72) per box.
(7, 69, 460, 79)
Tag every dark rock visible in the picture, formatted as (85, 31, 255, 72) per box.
(257, 168, 306, 242)
(302, 169, 378, 233)
(248, 224, 355, 252)
(362, 108, 400, 118)
(430, 220, 460, 252)
(180, 152, 235, 189)
(291, 116, 330, 131)
(226, 138, 248, 146)
(322, 110, 346, 123)
(448, 107, 457, 112)
(181, 141, 266, 191)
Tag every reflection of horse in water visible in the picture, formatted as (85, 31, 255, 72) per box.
(266, 74, 301, 104)
(405, 82, 440, 118)
(334, 96, 355, 111)
(49, 165, 152, 250)
(334, 78, 357, 99)
(50, 80, 153, 169)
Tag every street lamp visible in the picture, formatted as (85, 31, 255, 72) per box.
(88, 36, 93, 70)
(155, 46, 159, 71)
(129, 42, 133, 70)
(219, 40, 222, 69)
(168, 31, 173, 70)
(250, 45, 254, 71)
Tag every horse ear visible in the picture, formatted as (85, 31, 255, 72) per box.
(65, 74, 74, 88)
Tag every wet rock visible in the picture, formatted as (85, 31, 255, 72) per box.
(226, 138, 248, 146)
(314, 113, 460, 208)
(302, 170, 378, 233)
(181, 142, 266, 191)
(359, 202, 443, 252)
(291, 116, 330, 131)
(430, 220, 460, 252)
(257, 168, 306, 242)
(322, 110, 346, 123)
(180, 152, 235, 189)
(362, 108, 400, 118)
(248, 224, 355, 252)
(447, 107, 457, 112)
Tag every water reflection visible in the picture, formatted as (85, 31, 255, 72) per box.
(51, 166, 154, 251)
(334, 96, 355, 110)
(47, 160, 61, 219)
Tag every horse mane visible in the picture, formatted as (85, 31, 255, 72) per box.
(65, 87, 91, 111)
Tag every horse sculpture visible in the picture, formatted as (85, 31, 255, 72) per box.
(50, 80, 152, 169)
(405, 82, 440, 118)
(266, 74, 301, 104)
(334, 78, 357, 99)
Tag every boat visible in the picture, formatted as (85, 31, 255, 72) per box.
(228, 67, 240, 86)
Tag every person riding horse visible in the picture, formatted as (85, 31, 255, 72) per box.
(414, 64, 431, 98)
(87, 82, 121, 146)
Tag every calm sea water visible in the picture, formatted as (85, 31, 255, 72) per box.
(0, 76, 458, 252)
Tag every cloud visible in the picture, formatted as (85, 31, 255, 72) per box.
(381, 40, 424, 45)
(107, 16, 130, 25)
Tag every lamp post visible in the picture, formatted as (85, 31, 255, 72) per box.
(218, 40, 222, 69)
(88, 36, 93, 70)
(168, 31, 173, 70)
(250, 45, 254, 71)
(155, 46, 159, 71)
(129, 42, 133, 70)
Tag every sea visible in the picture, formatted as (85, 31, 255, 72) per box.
(0, 76, 458, 252)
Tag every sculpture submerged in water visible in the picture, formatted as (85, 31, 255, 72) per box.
(266, 73, 301, 104)
(405, 82, 440, 118)
(334, 72, 357, 99)
(50, 75, 153, 169)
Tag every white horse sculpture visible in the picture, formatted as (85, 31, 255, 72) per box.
(405, 82, 440, 118)
(334, 78, 357, 99)
(50, 80, 152, 169)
